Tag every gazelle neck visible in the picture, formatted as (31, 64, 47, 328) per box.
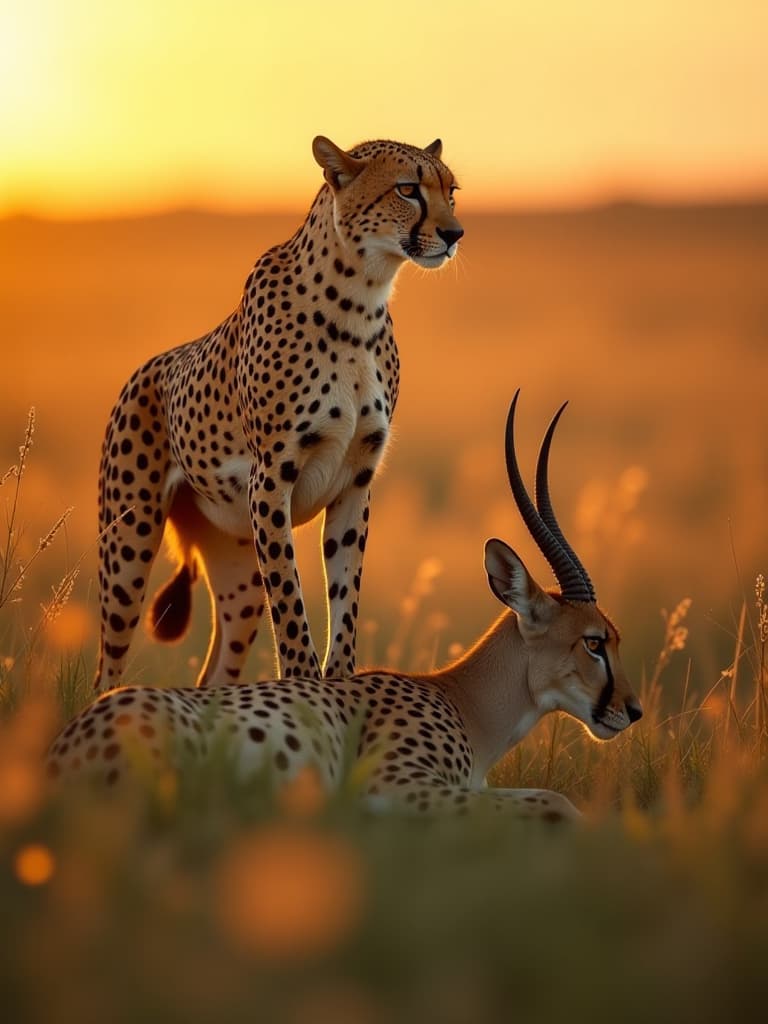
(430, 611, 545, 782)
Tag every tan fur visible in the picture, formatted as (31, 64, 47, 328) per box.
(55, 401, 641, 822)
(94, 136, 462, 691)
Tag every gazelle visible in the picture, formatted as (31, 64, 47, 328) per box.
(48, 393, 641, 822)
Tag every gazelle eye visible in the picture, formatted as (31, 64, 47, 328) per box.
(396, 183, 421, 200)
(583, 637, 603, 654)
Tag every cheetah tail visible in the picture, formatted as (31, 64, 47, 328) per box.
(146, 563, 194, 642)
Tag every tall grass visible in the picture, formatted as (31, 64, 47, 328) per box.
(1, 414, 767, 1023)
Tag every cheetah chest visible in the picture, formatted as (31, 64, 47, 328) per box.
(288, 393, 389, 525)
(184, 387, 389, 537)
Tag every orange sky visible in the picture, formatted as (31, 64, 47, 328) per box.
(1, 0, 766, 217)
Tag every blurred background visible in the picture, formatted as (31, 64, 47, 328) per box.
(1, 0, 766, 698)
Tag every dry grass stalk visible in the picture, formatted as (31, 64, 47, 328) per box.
(649, 597, 692, 690)
(755, 574, 767, 745)
(1, 409, 75, 613)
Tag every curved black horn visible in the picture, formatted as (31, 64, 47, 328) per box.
(535, 402, 596, 602)
(504, 391, 594, 601)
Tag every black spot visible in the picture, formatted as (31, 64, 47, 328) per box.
(280, 461, 299, 483)
(299, 431, 322, 449)
(354, 468, 373, 488)
(275, 750, 289, 771)
(113, 584, 132, 607)
(543, 810, 564, 825)
(362, 429, 386, 451)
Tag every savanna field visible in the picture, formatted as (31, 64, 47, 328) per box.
(1, 205, 768, 1021)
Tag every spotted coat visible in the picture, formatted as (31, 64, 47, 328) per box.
(48, 667, 578, 823)
(94, 136, 463, 689)
(69, 394, 644, 823)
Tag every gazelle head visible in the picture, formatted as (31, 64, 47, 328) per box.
(485, 392, 642, 740)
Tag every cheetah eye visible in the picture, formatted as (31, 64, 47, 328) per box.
(583, 636, 605, 655)
(396, 183, 421, 200)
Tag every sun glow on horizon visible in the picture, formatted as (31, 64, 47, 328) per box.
(1, 0, 767, 218)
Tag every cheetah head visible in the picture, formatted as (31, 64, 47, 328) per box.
(312, 135, 463, 271)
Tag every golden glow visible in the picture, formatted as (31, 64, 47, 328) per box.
(14, 843, 56, 886)
(214, 826, 364, 960)
(1, 1, 766, 216)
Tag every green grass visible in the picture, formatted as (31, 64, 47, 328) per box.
(1, 417, 768, 1023)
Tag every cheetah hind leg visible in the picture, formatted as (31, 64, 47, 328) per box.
(149, 485, 266, 687)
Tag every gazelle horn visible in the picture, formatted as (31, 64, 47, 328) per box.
(504, 391, 596, 603)
(534, 402, 596, 602)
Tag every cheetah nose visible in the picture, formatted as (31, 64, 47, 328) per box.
(626, 701, 643, 724)
(436, 226, 464, 249)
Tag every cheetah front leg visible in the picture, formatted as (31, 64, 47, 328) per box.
(248, 461, 322, 680)
(321, 485, 371, 678)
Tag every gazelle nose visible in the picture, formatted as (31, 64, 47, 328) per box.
(436, 226, 464, 249)
(626, 701, 643, 724)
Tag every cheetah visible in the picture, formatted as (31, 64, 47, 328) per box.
(95, 135, 463, 690)
(52, 394, 642, 821)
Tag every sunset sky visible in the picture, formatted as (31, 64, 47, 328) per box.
(1, 0, 766, 217)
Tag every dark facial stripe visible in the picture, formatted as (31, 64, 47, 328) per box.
(408, 189, 428, 250)
(592, 641, 615, 722)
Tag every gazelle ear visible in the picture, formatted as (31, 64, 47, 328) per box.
(484, 538, 557, 629)
(424, 138, 442, 159)
(312, 136, 367, 190)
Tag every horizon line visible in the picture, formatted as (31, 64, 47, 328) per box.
(3, 191, 768, 226)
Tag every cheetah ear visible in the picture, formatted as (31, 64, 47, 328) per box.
(424, 139, 442, 159)
(484, 538, 557, 633)
(312, 136, 367, 191)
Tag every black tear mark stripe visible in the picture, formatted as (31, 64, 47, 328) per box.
(408, 188, 428, 250)
(592, 640, 615, 721)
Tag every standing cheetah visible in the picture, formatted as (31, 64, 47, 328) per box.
(96, 136, 462, 689)
(52, 394, 642, 821)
